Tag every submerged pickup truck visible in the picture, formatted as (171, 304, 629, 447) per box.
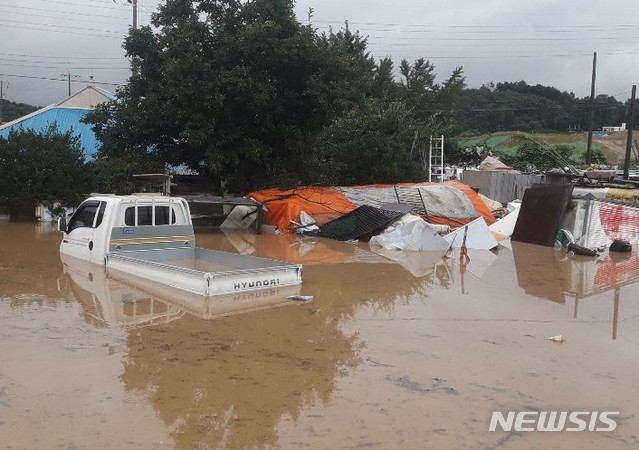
(58, 195, 302, 296)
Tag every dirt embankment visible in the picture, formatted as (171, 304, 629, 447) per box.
(593, 130, 638, 164)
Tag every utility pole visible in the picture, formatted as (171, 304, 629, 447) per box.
(128, 0, 139, 74)
(61, 71, 81, 97)
(586, 51, 597, 166)
(128, 0, 137, 29)
(623, 85, 636, 180)
(0, 80, 4, 123)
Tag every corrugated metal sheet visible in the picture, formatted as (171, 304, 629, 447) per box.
(0, 107, 99, 159)
(462, 170, 544, 203)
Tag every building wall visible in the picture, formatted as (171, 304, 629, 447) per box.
(58, 88, 111, 108)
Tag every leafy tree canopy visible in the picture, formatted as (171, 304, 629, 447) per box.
(85, 0, 465, 193)
(497, 139, 577, 172)
(0, 126, 87, 211)
(0, 100, 38, 124)
(453, 81, 627, 133)
(87, 153, 165, 195)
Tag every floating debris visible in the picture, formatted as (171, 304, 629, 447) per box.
(287, 295, 314, 303)
(546, 335, 565, 343)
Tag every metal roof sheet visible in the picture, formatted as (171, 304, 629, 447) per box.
(0, 106, 100, 159)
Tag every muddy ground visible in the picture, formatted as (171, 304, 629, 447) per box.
(1, 222, 638, 449)
(594, 130, 638, 164)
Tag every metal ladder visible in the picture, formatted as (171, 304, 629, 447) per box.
(428, 135, 444, 182)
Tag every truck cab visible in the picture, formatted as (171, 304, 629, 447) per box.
(59, 195, 193, 264)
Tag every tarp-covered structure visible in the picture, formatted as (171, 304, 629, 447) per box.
(248, 181, 496, 234)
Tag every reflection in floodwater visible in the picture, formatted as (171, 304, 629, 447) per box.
(61, 253, 303, 327)
(0, 222, 66, 299)
(121, 293, 360, 449)
(52, 227, 446, 448)
(512, 241, 639, 339)
(3, 223, 639, 449)
(62, 255, 186, 328)
(118, 229, 446, 449)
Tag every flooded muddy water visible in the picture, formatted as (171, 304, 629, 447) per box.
(1, 222, 639, 449)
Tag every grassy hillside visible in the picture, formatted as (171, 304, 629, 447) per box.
(459, 131, 602, 161)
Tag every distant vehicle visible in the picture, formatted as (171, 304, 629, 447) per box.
(58, 195, 302, 296)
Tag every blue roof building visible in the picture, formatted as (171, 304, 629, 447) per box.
(0, 85, 115, 160)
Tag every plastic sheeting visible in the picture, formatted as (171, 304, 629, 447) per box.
(444, 217, 498, 250)
(248, 181, 495, 233)
(220, 205, 257, 230)
(369, 215, 450, 252)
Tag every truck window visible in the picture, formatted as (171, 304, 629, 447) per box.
(95, 202, 107, 228)
(124, 206, 176, 226)
(67, 201, 101, 232)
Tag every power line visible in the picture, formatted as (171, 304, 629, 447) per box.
(0, 23, 126, 39)
(368, 50, 639, 59)
(0, 8, 133, 28)
(0, 62, 130, 70)
(0, 4, 129, 20)
(30, 0, 132, 11)
(310, 19, 639, 30)
(0, 72, 122, 87)
(1, 18, 128, 35)
(0, 52, 125, 61)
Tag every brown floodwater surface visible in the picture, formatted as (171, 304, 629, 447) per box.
(1, 222, 639, 449)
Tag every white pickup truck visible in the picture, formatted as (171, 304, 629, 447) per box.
(58, 195, 302, 296)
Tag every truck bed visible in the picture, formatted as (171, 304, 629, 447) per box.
(105, 247, 302, 296)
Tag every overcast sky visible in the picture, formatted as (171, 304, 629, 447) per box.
(2, 0, 639, 107)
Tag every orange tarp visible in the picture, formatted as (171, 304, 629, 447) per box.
(440, 180, 496, 226)
(247, 187, 356, 233)
(248, 182, 495, 233)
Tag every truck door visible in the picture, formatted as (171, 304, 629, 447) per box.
(61, 200, 106, 263)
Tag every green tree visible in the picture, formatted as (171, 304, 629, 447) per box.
(0, 126, 87, 214)
(398, 58, 465, 129)
(453, 81, 627, 133)
(499, 139, 577, 172)
(87, 0, 339, 192)
(308, 101, 425, 185)
(582, 147, 610, 166)
(1, 99, 39, 124)
(85, 0, 464, 192)
(87, 153, 165, 195)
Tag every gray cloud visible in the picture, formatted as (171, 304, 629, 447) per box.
(1, 0, 637, 107)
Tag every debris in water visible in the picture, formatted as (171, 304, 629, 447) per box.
(546, 335, 565, 343)
(287, 295, 314, 303)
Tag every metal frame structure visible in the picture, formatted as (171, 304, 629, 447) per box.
(427, 135, 445, 182)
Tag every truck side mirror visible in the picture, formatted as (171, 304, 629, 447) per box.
(58, 216, 67, 233)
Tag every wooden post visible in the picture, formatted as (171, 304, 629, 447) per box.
(586, 52, 597, 165)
